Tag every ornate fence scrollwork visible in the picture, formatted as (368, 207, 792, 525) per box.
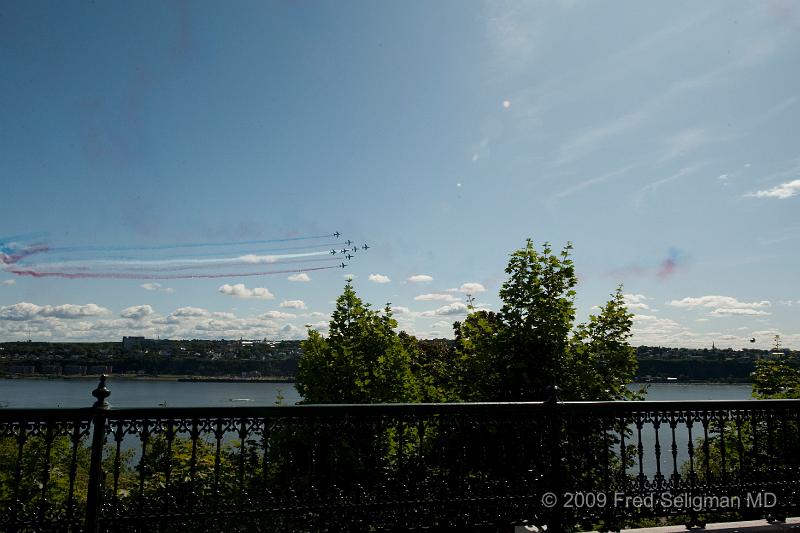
(1, 378, 799, 532)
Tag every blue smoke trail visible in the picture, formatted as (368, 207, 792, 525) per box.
(50, 233, 336, 253)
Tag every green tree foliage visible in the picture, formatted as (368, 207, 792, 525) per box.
(564, 287, 640, 401)
(454, 239, 639, 401)
(296, 282, 419, 403)
(752, 354, 800, 398)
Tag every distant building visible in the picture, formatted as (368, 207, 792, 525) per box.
(8, 365, 35, 375)
(123, 336, 148, 350)
(63, 365, 87, 376)
(87, 365, 113, 375)
(40, 365, 62, 376)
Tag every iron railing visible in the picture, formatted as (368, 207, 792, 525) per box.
(1, 377, 798, 532)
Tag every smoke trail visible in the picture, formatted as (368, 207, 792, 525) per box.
(19, 250, 331, 270)
(0, 244, 50, 265)
(2, 231, 363, 280)
(43, 241, 343, 262)
(23, 255, 338, 273)
(7, 264, 342, 280)
(50, 233, 336, 254)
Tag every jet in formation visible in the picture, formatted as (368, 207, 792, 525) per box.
(333, 231, 341, 238)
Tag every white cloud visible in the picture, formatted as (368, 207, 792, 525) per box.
(457, 282, 486, 293)
(414, 293, 460, 302)
(407, 274, 433, 283)
(0, 303, 314, 342)
(392, 306, 411, 315)
(280, 300, 306, 309)
(140, 282, 175, 293)
(1, 279, 15, 286)
(0, 302, 111, 321)
(171, 306, 211, 318)
(287, 273, 311, 282)
(120, 305, 154, 320)
(623, 293, 651, 311)
(218, 283, 275, 300)
(667, 296, 771, 310)
(420, 302, 471, 317)
(710, 308, 771, 317)
(303, 321, 329, 333)
(747, 179, 800, 200)
(368, 274, 391, 284)
(259, 310, 297, 320)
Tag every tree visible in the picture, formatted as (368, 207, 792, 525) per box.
(296, 282, 419, 403)
(752, 354, 800, 399)
(454, 239, 638, 402)
(563, 286, 640, 401)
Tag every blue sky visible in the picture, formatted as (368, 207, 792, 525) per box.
(1, 1, 798, 348)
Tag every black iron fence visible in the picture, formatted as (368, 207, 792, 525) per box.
(2, 377, 799, 532)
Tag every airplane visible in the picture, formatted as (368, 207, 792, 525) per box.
(340, 262, 348, 268)
(362, 244, 370, 250)
(330, 250, 337, 255)
(340, 249, 348, 254)
(345, 254, 353, 260)
(333, 231, 340, 238)
(351, 246, 358, 253)
(345, 239, 353, 246)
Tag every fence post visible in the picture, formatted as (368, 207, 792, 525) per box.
(85, 375, 111, 533)
(546, 385, 566, 533)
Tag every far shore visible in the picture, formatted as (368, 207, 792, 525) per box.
(0, 374, 296, 383)
(1, 374, 749, 385)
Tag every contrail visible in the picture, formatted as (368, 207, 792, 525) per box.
(51, 241, 343, 262)
(7, 264, 342, 280)
(49, 233, 336, 254)
(22, 255, 338, 273)
(1, 232, 361, 280)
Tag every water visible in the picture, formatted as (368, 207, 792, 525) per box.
(0, 379, 755, 408)
(633, 382, 754, 401)
(0, 378, 301, 408)
(0, 379, 757, 478)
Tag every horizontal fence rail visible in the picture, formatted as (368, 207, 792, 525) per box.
(1, 378, 799, 532)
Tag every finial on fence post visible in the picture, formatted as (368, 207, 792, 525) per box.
(91, 374, 110, 409)
(546, 384, 560, 404)
(86, 375, 111, 532)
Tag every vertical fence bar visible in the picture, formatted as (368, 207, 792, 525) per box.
(85, 375, 111, 533)
(546, 386, 565, 533)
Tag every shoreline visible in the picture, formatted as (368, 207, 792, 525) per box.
(0, 374, 296, 383)
(2, 375, 747, 385)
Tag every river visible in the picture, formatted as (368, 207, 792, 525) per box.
(0, 378, 752, 408)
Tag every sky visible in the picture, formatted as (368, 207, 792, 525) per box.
(1, 1, 798, 349)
